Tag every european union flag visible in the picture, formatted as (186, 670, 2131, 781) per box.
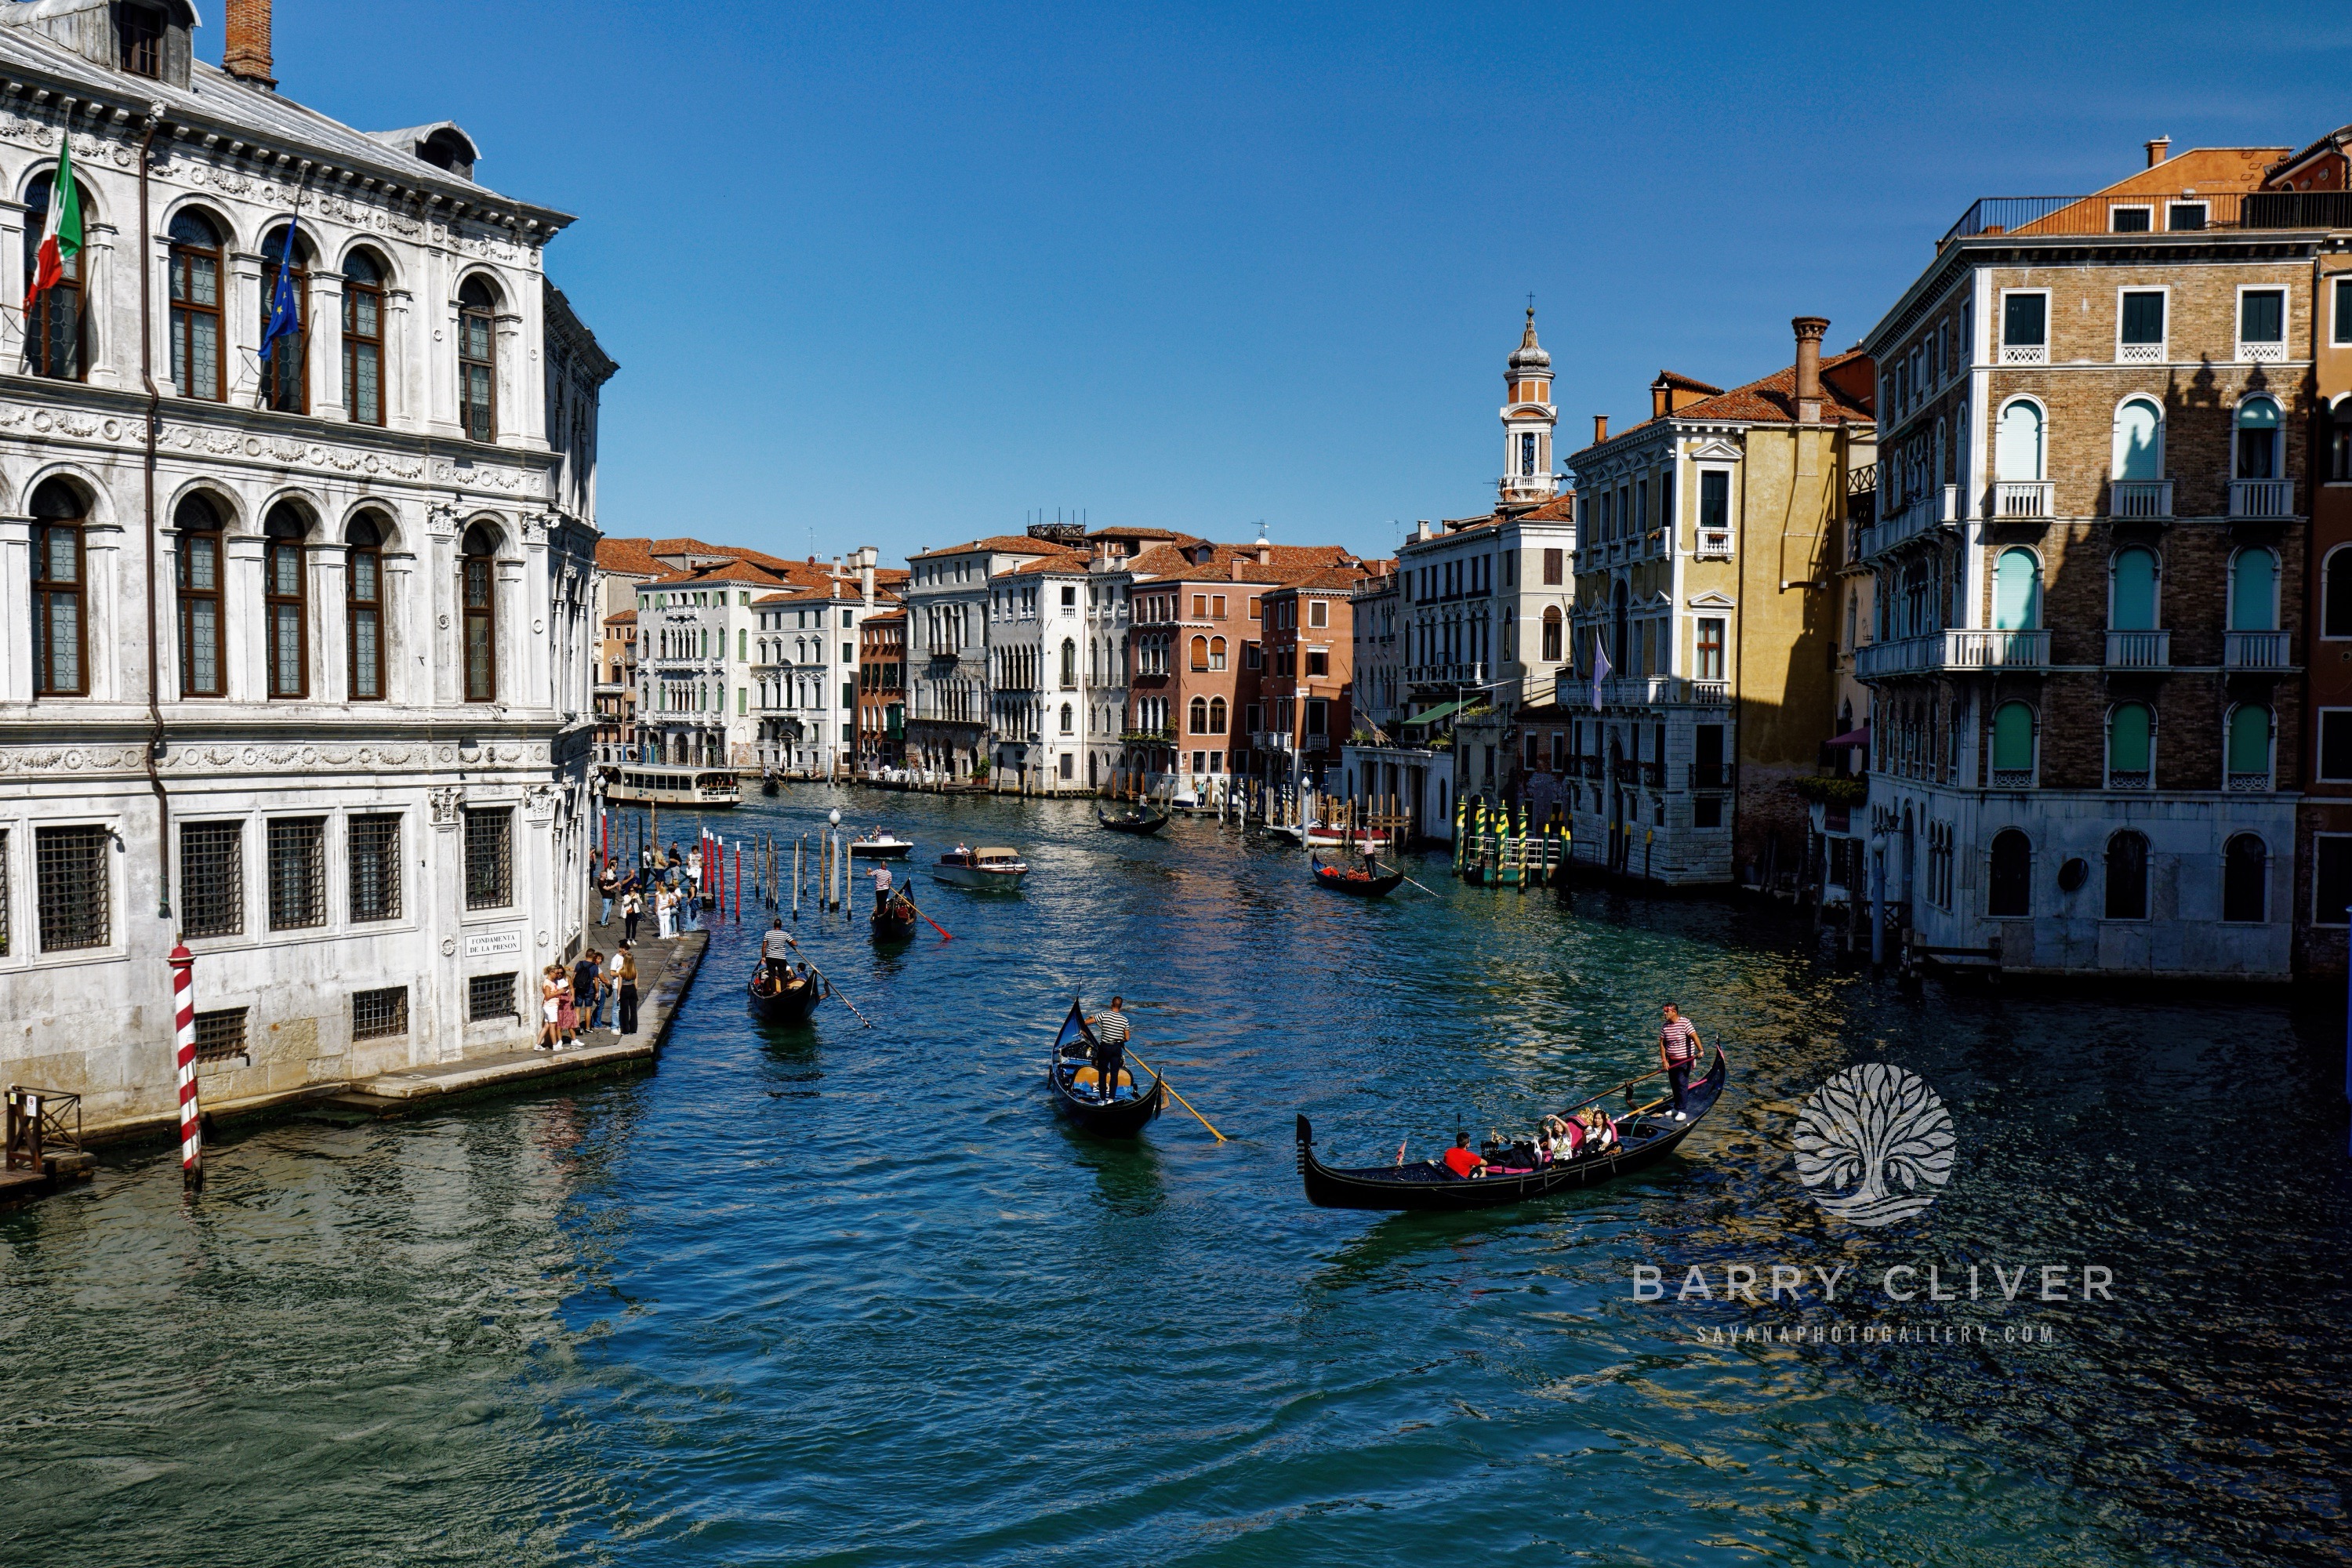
(260, 215, 300, 364)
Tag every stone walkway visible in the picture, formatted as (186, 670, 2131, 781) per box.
(330, 920, 710, 1116)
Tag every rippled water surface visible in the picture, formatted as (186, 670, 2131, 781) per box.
(5, 789, 2350, 1566)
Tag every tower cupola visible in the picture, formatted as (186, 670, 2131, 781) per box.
(1500, 306, 1559, 509)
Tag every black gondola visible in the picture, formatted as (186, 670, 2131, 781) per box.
(872, 893, 920, 942)
(1047, 997, 1166, 1136)
(760, 775, 780, 797)
(1310, 853, 1404, 898)
(747, 960, 824, 1025)
(1295, 1049, 1729, 1211)
(1097, 806, 1170, 836)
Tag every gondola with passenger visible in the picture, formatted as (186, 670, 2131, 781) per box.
(747, 957, 825, 1025)
(1046, 997, 1166, 1136)
(872, 891, 920, 942)
(1294, 1049, 1728, 1211)
(1310, 853, 1404, 898)
(1097, 804, 1171, 836)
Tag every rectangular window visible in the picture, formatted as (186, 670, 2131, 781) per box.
(267, 818, 326, 930)
(1543, 548, 1563, 585)
(2002, 292, 2048, 361)
(180, 821, 244, 938)
(119, 5, 163, 75)
(1699, 471, 1730, 532)
(464, 808, 513, 909)
(1248, 597, 1261, 620)
(1696, 618, 1726, 681)
(2118, 289, 2165, 354)
(2167, 202, 2207, 232)
(1308, 601, 1328, 630)
(193, 1007, 248, 1062)
(34, 521, 86, 696)
(1192, 594, 1207, 618)
(2241, 288, 2285, 347)
(2318, 837, 2352, 926)
(178, 528, 224, 696)
(467, 971, 517, 1022)
(2109, 205, 2152, 233)
(1307, 650, 1329, 677)
(353, 986, 410, 1041)
(2321, 712, 2352, 782)
(348, 814, 401, 922)
(2336, 276, 2352, 346)
(35, 824, 109, 952)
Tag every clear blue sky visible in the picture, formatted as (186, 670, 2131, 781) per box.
(267, 1, 2350, 564)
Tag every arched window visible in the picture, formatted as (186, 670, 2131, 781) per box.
(1988, 829, 2031, 916)
(1059, 702, 1073, 734)
(259, 221, 310, 413)
(2223, 833, 2268, 924)
(2113, 397, 2162, 481)
(1210, 696, 1227, 734)
(1993, 548, 2041, 630)
(2110, 547, 2158, 630)
(462, 523, 498, 702)
(458, 278, 498, 441)
(263, 505, 309, 698)
(24, 174, 93, 381)
(175, 495, 224, 696)
(2234, 396, 2281, 480)
(347, 515, 387, 701)
(2327, 546, 2352, 639)
(2227, 703, 2272, 786)
(1541, 605, 1563, 662)
(168, 209, 224, 401)
(2230, 547, 2278, 631)
(2106, 701, 2152, 787)
(2104, 830, 2149, 920)
(343, 250, 387, 426)
(31, 479, 88, 696)
(1210, 636, 1227, 670)
(1060, 638, 1076, 688)
(1991, 699, 2035, 783)
(1996, 399, 2044, 481)
(1189, 634, 1209, 671)
(1189, 695, 1208, 734)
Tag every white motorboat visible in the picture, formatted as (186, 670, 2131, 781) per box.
(848, 833, 913, 859)
(932, 846, 1029, 890)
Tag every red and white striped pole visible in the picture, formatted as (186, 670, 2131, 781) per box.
(169, 940, 203, 1189)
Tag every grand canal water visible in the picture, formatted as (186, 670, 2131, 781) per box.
(5, 787, 2350, 1566)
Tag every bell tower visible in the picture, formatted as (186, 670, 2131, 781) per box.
(1499, 306, 1559, 510)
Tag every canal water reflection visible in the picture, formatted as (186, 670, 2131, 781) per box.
(4, 786, 2349, 1566)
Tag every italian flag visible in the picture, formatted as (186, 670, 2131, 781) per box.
(24, 136, 79, 315)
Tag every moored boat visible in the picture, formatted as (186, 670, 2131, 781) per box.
(849, 833, 913, 858)
(747, 961, 824, 1025)
(933, 846, 1028, 889)
(1311, 854, 1404, 898)
(1046, 997, 1165, 1136)
(1295, 1049, 1728, 1211)
(608, 764, 742, 809)
(1097, 806, 1170, 836)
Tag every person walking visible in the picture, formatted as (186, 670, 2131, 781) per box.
(621, 885, 643, 946)
(1657, 1001, 1703, 1121)
(614, 944, 641, 1036)
(554, 965, 578, 1048)
(597, 862, 618, 927)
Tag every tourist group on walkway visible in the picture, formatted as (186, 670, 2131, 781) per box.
(557, 841, 722, 1052)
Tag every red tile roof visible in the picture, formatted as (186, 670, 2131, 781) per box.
(909, 534, 1072, 561)
(603, 608, 637, 626)
(642, 559, 795, 589)
(595, 537, 666, 576)
(1004, 551, 1091, 576)
(1580, 350, 1875, 456)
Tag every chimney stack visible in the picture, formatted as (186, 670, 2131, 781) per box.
(1792, 316, 1829, 425)
(2146, 136, 2171, 169)
(224, 0, 277, 87)
(1651, 378, 1670, 420)
(861, 562, 875, 603)
(1592, 414, 1609, 445)
(1230, 557, 1245, 582)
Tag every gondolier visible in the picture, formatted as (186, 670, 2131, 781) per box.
(1091, 996, 1131, 1101)
(1658, 1001, 1702, 1121)
(871, 861, 894, 913)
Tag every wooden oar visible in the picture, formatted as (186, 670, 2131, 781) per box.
(902, 893, 953, 942)
(1392, 865, 1445, 898)
(1120, 1047, 1226, 1142)
(784, 943, 873, 1027)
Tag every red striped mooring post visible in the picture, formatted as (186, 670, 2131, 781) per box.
(169, 939, 202, 1189)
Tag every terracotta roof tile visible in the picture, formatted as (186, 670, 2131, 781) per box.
(1004, 552, 1091, 576)
(909, 534, 1072, 561)
(603, 609, 637, 626)
(595, 537, 665, 575)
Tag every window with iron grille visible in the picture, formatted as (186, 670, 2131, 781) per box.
(352, 985, 409, 1041)
(180, 821, 244, 938)
(348, 814, 401, 922)
(464, 808, 512, 909)
(193, 1007, 247, 1062)
(267, 818, 326, 930)
(35, 824, 109, 951)
(467, 971, 516, 1022)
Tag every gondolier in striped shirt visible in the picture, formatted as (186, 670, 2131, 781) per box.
(1657, 1002, 1702, 1122)
(1090, 997, 1131, 1102)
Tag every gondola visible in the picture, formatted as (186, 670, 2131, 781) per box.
(1310, 853, 1404, 898)
(1046, 997, 1166, 1136)
(872, 893, 920, 942)
(1097, 805, 1170, 836)
(760, 775, 780, 797)
(747, 960, 824, 1025)
(1294, 1049, 1728, 1211)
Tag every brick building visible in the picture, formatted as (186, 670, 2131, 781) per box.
(1857, 136, 2330, 978)
(857, 610, 907, 771)
(1254, 567, 1370, 797)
